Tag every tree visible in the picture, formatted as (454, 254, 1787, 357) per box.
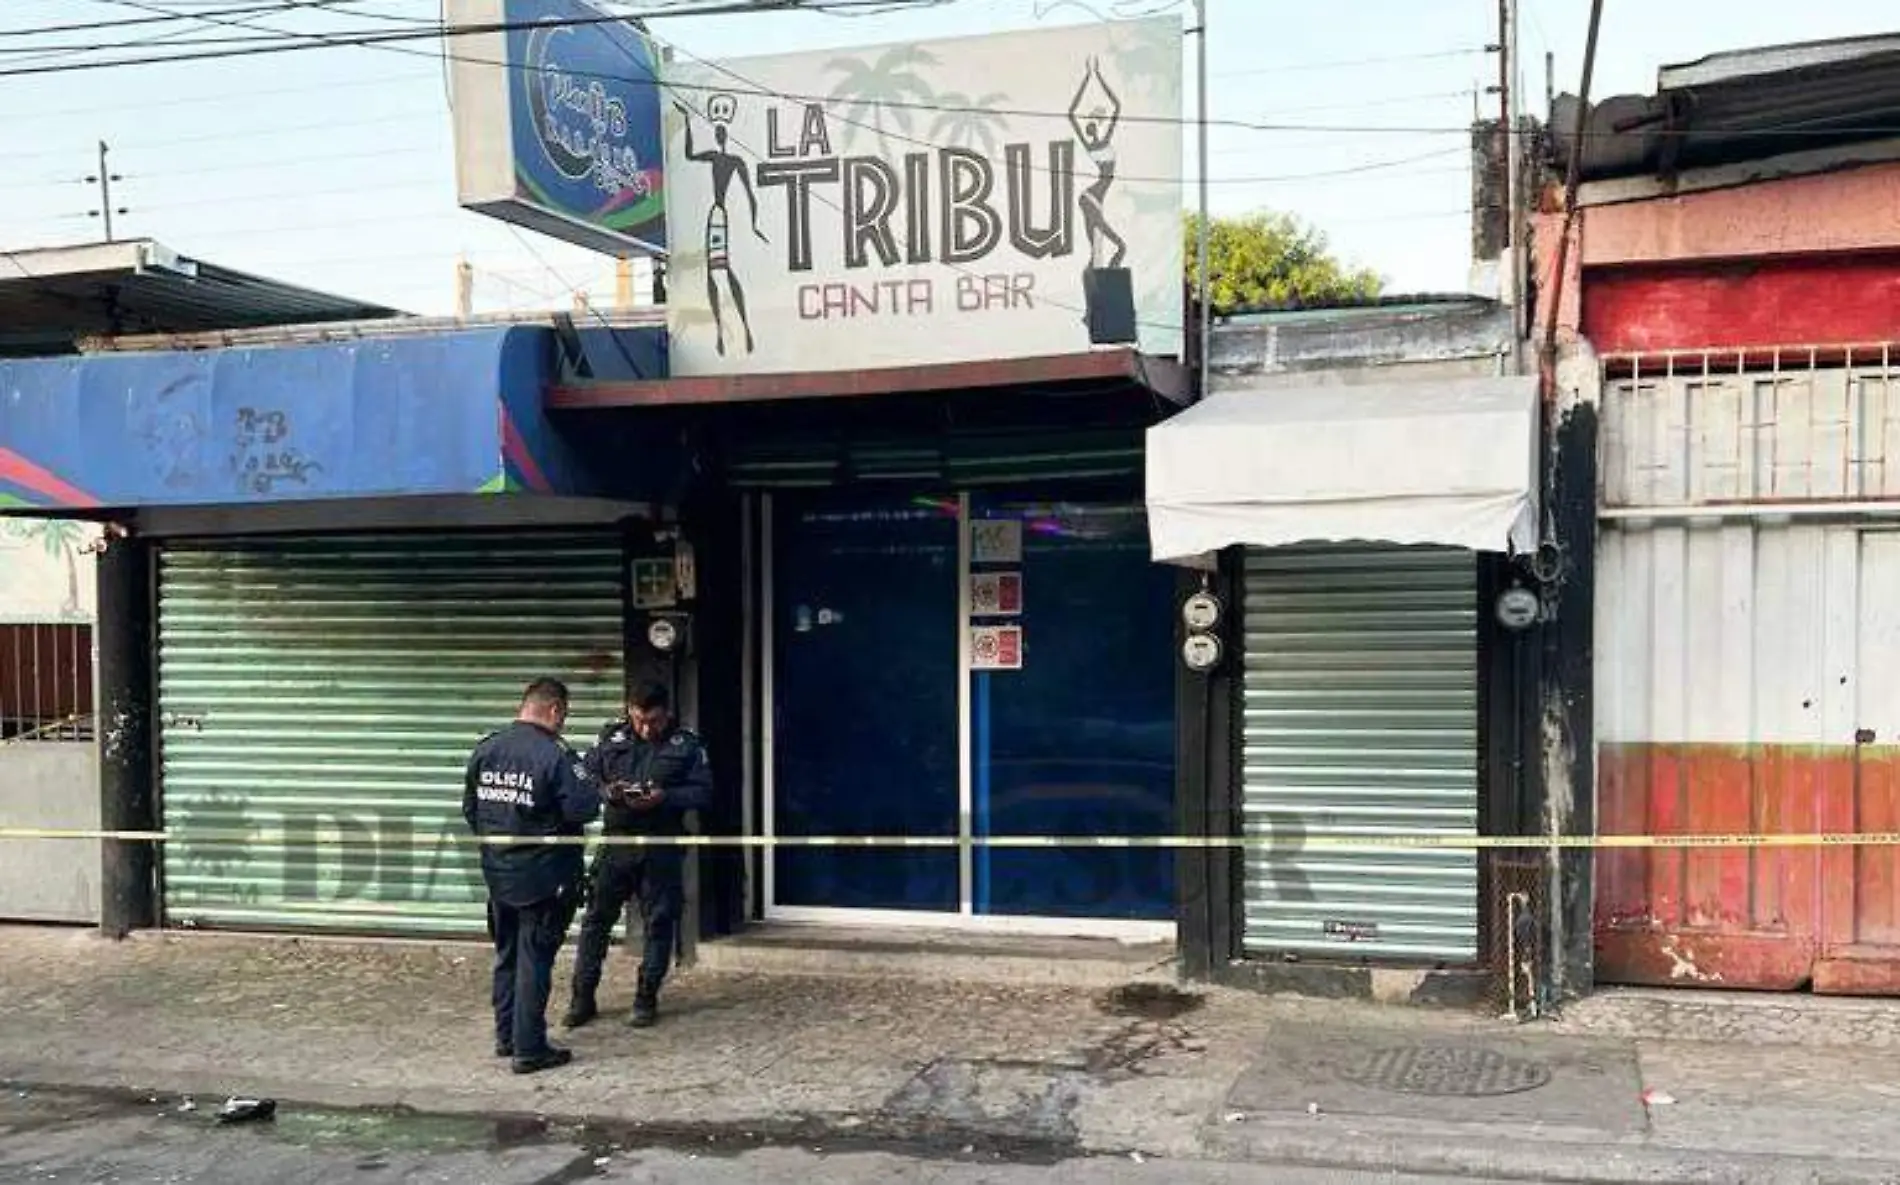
(1184, 211, 1384, 313)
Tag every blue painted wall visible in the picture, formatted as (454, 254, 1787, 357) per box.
(0, 326, 667, 511)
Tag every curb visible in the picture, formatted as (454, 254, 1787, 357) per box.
(1199, 1113, 1900, 1185)
(12, 1060, 1899, 1183)
(1, 1065, 1091, 1167)
(1558, 989, 1900, 1051)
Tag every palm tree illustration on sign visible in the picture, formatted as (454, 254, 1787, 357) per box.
(2, 518, 88, 618)
(1033, 2, 1179, 98)
(825, 46, 940, 151)
(928, 91, 1011, 156)
(1105, 19, 1179, 99)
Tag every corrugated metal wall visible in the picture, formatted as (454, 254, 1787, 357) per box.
(1239, 545, 1480, 963)
(158, 533, 625, 936)
(1598, 360, 1900, 992)
(1596, 521, 1846, 987)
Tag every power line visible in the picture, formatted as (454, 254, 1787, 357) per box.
(5, 5, 1469, 318)
(0, 143, 428, 194)
(8, 106, 443, 161)
(1242, 89, 1476, 119)
(1, 8, 290, 71)
(23, 65, 432, 120)
(0, 0, 381, 39)
(0, 0, 907, 63)
(502, 226, 656, 378)
(1213, 45, 1487, 78)
(103, 173, 444, 211)
(2, 2, 1470, 141)
(0, 118, 1468, 193)
(0, 8, 1827, 143)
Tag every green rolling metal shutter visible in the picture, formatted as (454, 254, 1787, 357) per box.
(158, 532, 624, 937)
(1239, 544, 1479, 964)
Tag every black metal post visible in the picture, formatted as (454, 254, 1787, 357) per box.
(96, 532, 154, 937)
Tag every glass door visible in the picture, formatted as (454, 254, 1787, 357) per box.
(764, 490, 1176, 927)
(967, 496, 1177, 920)
(768, 493, 962, 913)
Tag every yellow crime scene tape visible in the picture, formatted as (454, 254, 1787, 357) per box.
(0, 714, 87, 745)
(6, 716, 1895, 850)
(3, 827, 1900, 850)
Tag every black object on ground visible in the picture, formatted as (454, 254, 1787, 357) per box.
(216, 1097, 277, 1124)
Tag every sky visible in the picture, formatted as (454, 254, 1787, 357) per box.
(1, 0, 1895, 316)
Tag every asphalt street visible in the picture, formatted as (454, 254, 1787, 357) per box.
(0, 1086, 1520, 1184)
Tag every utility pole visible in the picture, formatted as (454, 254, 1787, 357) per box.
(454, 257, 475, 319)
(1496, 0, 1525, 370)
(86, 141, 126, 242)
(615, 257, 635, 309)
(1193, 0, 1211, 397)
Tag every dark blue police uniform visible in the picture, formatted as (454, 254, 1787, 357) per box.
(568, 719, 711, 1019)
(462, 720, 600, 1062)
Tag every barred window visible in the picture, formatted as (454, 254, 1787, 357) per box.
(0, 624, 93, 742)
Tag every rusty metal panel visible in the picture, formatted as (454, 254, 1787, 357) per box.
(1592, 519, 1900, 991)
(1239, 544, 1479, 964)
(157, 533, 624, 937)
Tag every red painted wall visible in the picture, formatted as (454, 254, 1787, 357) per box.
(1597, 741, 1900, 994)
(1582, 254, 1900, 355)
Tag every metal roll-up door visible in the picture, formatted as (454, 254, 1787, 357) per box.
(726, 429, 1146, 488)
(1240, 544, 1478, 963)
(158, 532, 625, 937)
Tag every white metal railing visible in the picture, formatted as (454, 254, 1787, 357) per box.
(1600, 344, 1900, 520)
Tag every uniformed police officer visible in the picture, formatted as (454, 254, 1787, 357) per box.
(563, 681, 711, 1030)
(463, 677, 600, 1074)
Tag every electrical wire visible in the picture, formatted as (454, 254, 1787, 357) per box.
(0, 0, 928, 60)
(24, 65, 433, 121)
(8, 106, 444, 161)
(0, 110, 1468, 191)
(0, 0, 382, 39)
(2, 2, 1470, 309)
(0, 8, 1836, 145)
(1214, 45, 1488, 78)
(502, 225, 655, 378)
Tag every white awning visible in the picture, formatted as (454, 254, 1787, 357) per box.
(1145, 375, 1540, 562)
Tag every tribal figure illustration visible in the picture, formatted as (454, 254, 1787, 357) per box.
(1068, 56, 1127, 273)
(677, 94, 767, 356)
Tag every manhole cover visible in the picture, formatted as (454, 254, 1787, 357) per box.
(1336, 1045, 1553, 1097)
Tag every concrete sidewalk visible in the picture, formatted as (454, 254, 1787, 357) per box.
(1, 926, 1897, 1183)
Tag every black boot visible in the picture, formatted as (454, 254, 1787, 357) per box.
(629, 975, 659, 1029)
(511, 1047, 573, 1075)
(562, 993, 598, 1030)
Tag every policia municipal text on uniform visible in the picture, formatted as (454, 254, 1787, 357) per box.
(464, 678, 709, 1075)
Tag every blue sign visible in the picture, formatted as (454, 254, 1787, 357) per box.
(445, 0, 667, 253)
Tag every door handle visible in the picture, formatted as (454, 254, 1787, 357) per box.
(1857, 728, 1877, 745)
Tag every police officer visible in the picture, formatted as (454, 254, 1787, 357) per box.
(463, 677, 600, 1074)
(564, 681, 711, 1030)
